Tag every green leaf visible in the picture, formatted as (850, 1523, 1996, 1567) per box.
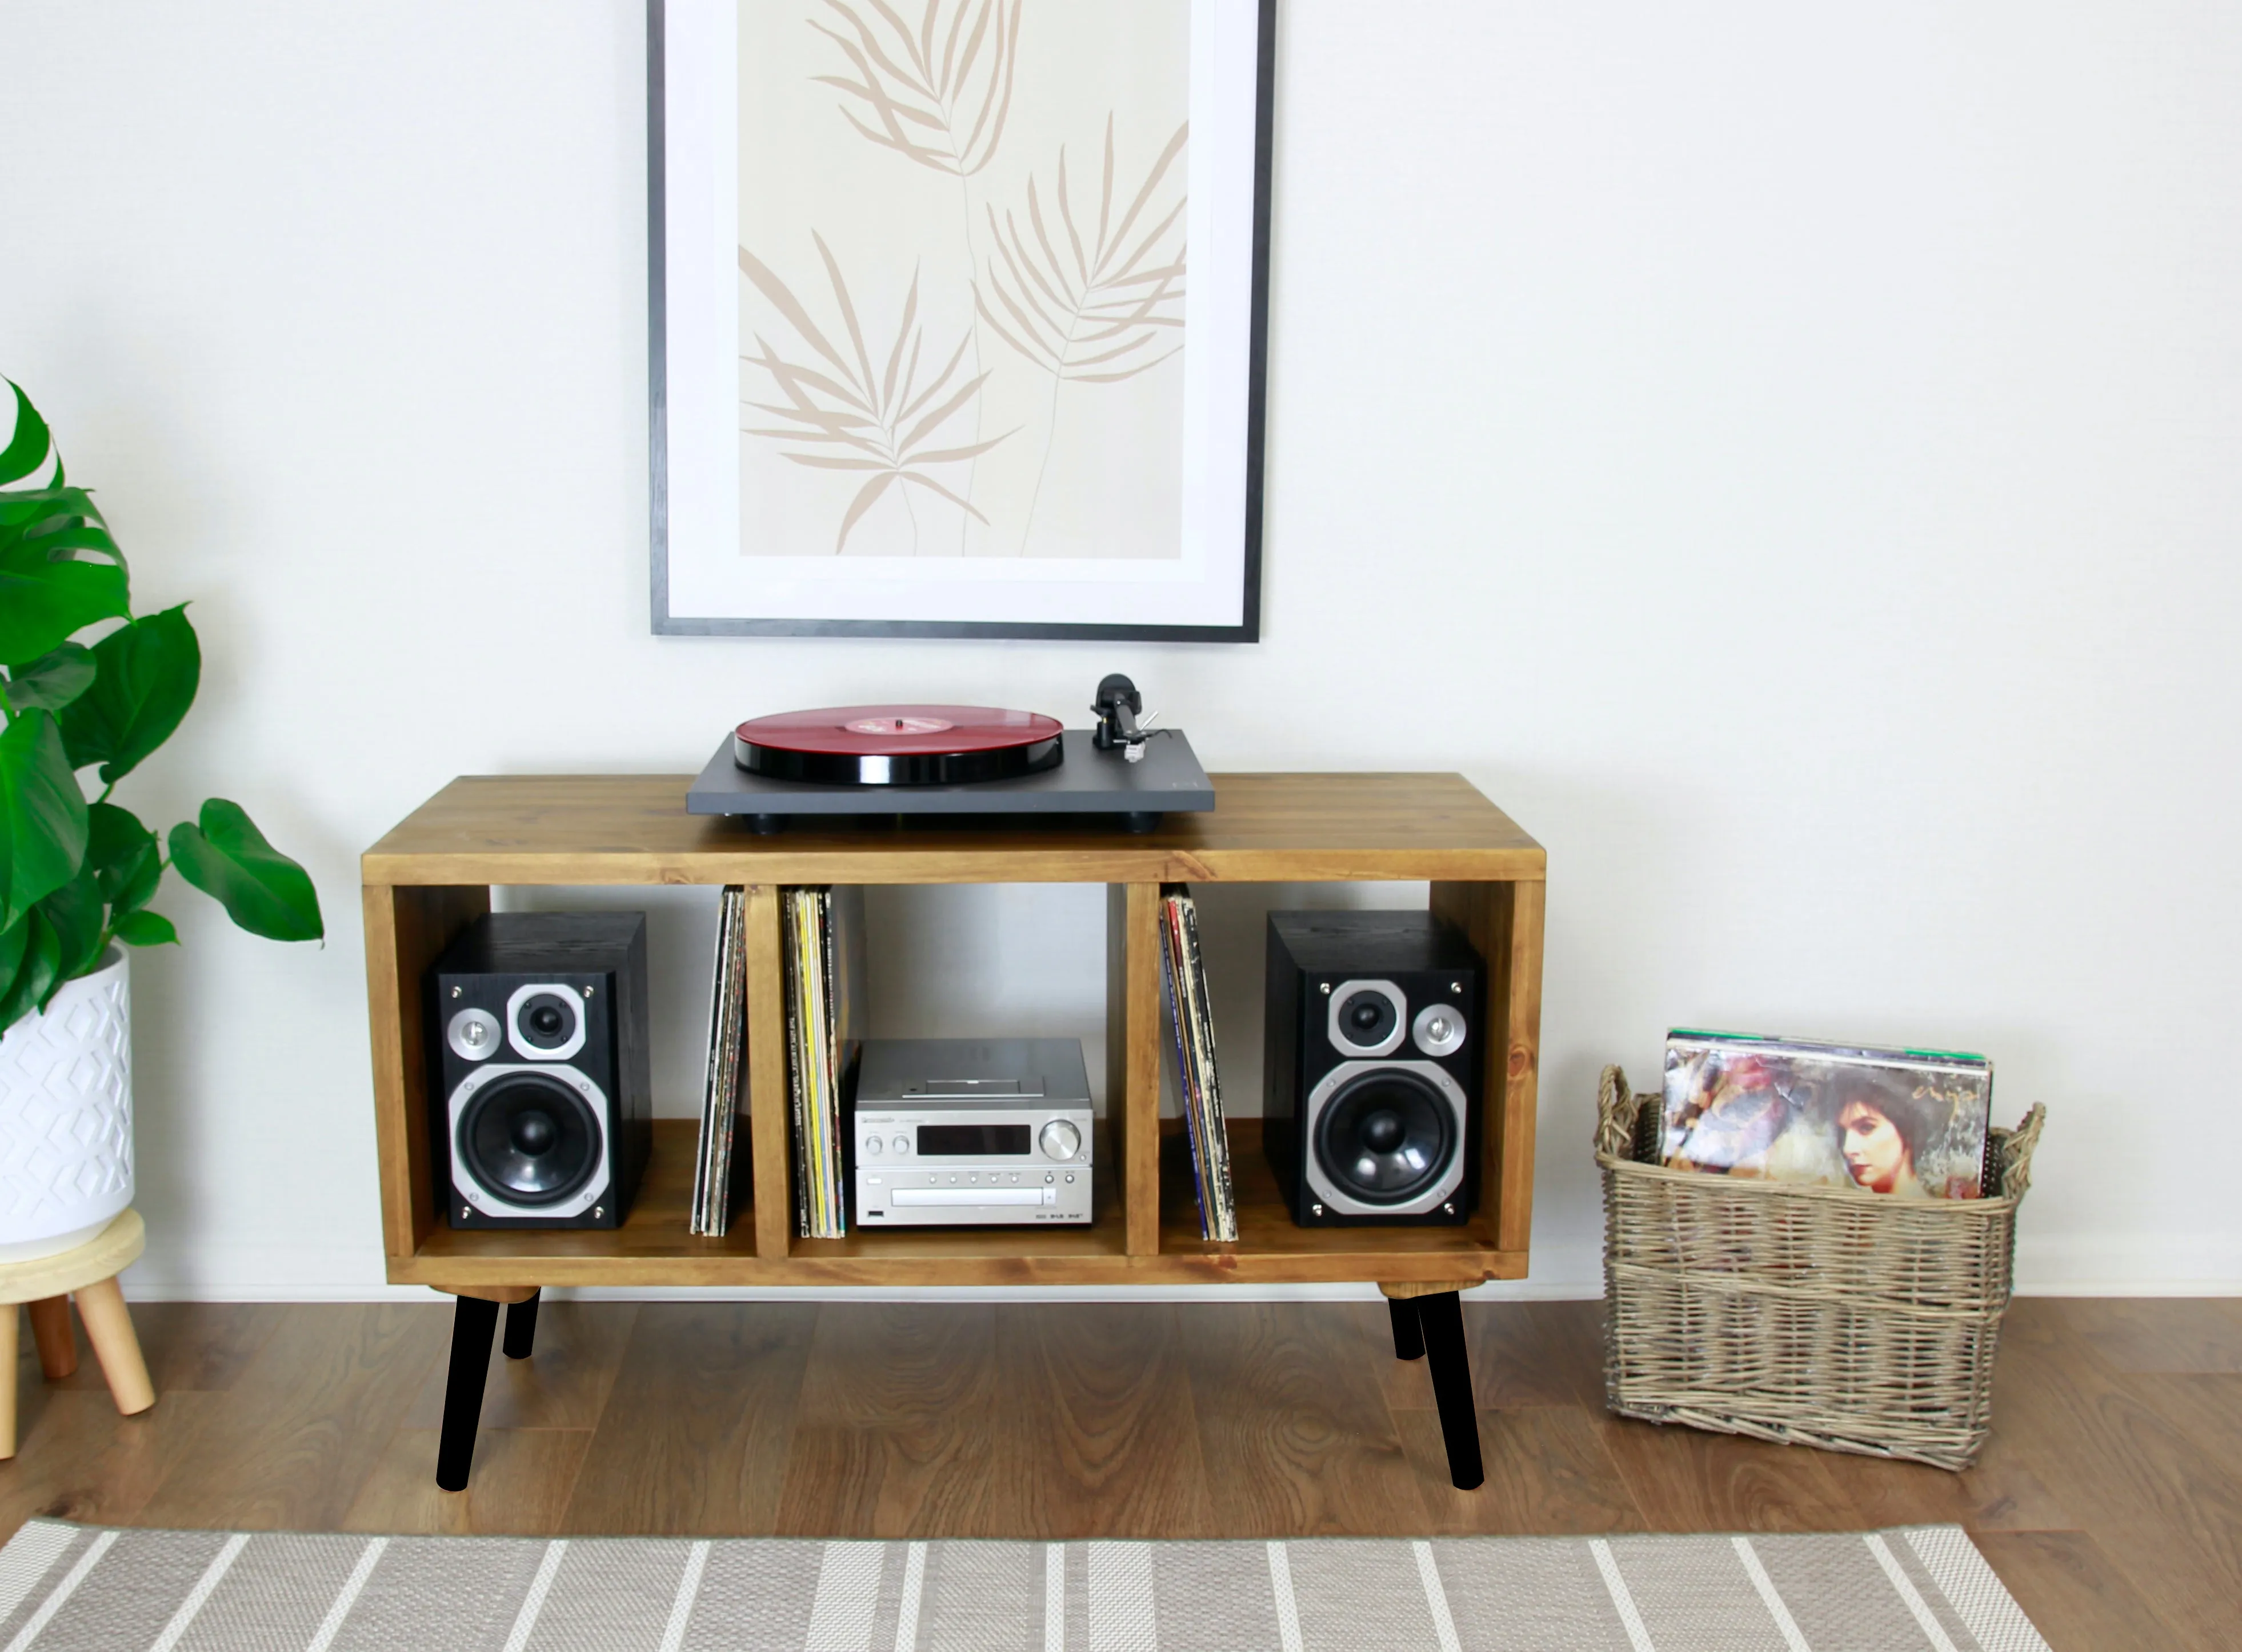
(0, 533, 130, 666)
(169, 799, 323, 942)
(0, 710, 89, 932)
(3, 643, 95, 714)
(35, 863, 105, 994)
(23, 523, 123, 560)
(0, 381, 54, 489)
(0, 918, 27, 1006)
(58, 605, 199, 785)
(86, 801, 160, 915)
(0, 486, 103, 531)
(111, 909, 177, 947)
(0, 489, 123, 575)
(0, 911, 61, 1035)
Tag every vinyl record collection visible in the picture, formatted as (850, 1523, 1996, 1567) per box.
(1159, 885, 1239, 1241)
(786, 886, 867, 1238)
(1657, 1029, 1994, 1199)
(687, 886, 749, 1235)
(687, 885, 867, 1237)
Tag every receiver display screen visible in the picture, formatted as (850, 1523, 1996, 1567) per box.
(918, 1124, 1031, 1157)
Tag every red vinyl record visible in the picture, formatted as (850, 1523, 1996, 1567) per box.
(732, 705, 1065, 786)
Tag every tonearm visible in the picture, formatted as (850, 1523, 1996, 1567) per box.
(1092, 674, 1151, 762)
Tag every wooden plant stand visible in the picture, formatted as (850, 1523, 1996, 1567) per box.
(362, 774, 1546, 1490)
(0, 1209, 157, 1457)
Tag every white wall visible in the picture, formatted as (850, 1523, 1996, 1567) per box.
(1, 1, 2235, 1299)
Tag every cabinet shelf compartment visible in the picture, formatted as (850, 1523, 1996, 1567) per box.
(1157, 1119, 1522, 1286)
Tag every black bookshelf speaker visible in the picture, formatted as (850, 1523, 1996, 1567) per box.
(1264, 911, 1482, 1227)
(428, 913, 651, 1230)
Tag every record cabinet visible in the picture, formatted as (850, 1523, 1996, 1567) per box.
(362, 774, 1544, 1291)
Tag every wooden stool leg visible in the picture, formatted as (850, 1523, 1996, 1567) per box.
(27, 1297, 75, 1380)
(1416, 1291, 1484, 1491)
(437, 1295, 501, 1491)
(0, 1307, 17, 1459)
(74, 1278, 154, 1417)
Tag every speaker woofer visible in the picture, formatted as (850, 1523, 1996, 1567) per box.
(458, 1073, 601, 1207)
(1312, 1067, 1456, 1206)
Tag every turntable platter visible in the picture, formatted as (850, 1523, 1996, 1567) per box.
(733, 704, 1066, 786)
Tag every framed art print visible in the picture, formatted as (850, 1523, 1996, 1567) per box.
(649, 0, 1274, 639)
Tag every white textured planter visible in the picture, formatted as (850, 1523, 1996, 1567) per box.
(0, 948, 133, 1262)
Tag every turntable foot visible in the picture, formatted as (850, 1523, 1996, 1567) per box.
(1124, 812, 1161, 834)
(750, 814, 783, 835)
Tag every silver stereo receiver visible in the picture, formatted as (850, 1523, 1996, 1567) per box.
(851, 1038, 1094, 1226)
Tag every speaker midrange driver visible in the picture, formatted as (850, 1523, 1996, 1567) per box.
(1264, 910, 1483, 1226)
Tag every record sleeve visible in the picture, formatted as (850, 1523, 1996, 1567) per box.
(1157, 903, 1207, 1238)
(709, 887, 750, 1233)
(784, 886, 866, 1238)
(689, 891, 723, 1230)
(689, 886, 748, 1235)
(811, 889, 834, 1234)
(1660, 1029, 1993, 1199)
(1158, 885, 1238, 1242)
(784, 889, 815, 1238)
(814, 890, 839, 1235)
(1177, 891, 1238, 1240)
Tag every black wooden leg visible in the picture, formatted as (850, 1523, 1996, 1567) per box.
(1388, 1295, 1426, 1361)
(502, 1290, 541, 1360)
(1416, 1291, 1484, 1490)
(437, 1295, 500, 1492)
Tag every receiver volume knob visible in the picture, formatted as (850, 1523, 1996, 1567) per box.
(1039, 1119, 1082, 1162)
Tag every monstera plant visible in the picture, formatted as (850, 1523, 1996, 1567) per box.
(0, 377, 322, 1253)
(0, 377, 323, 1034)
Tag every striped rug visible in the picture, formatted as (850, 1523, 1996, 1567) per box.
(0, 1519, 2047, 1650)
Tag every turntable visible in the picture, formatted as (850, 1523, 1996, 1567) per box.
(686, 674, 1215, 834)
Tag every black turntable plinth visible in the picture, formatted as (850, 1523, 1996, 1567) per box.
(687, 728, 1215, 834)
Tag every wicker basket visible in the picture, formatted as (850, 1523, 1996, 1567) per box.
(1597, 1064, 2045, 1471)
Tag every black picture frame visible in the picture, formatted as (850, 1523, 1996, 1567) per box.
(647, 0, 1274, 642)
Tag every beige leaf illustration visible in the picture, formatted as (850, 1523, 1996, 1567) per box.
(809, 0, 1023, 178)
(741, 239, 1016, 554)
(972, 115, 1188, 552)
(976, 115, 1187, 383)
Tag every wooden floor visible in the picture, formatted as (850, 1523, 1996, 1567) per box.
(1, 1297, 2235, 1650)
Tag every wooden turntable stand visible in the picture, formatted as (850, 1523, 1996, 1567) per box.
(362, 773, 1546, 1490)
